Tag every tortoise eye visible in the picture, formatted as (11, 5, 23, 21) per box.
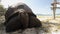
(17, 5, 24, 9)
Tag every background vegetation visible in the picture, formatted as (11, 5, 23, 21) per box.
(0, 3, 6, 16)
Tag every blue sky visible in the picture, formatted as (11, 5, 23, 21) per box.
(1, 0, 60, 14)
(24, 0, 52, 14)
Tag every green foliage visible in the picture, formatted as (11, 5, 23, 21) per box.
(0, 4, 6, 16)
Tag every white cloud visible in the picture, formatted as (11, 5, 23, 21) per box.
(1, 0, 25, 8)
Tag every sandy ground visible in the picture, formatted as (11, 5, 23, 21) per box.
(0, 16, 60, 34)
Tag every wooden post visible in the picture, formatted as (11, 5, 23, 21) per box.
(51, 0, 57, 19)
(52, 7, 56, 19)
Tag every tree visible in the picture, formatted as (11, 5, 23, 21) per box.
(0, 4, 6, 16)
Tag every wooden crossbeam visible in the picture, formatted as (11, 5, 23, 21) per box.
(51, 7, 60, 10)
(57, 2, 60, 4)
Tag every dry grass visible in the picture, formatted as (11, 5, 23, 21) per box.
(37, 15, 60, 31)
(37, 15, 60, 22)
